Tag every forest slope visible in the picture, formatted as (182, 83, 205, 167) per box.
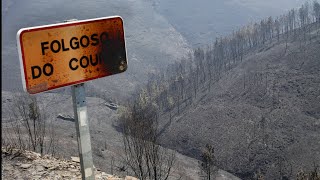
(158, 25, 320, 179)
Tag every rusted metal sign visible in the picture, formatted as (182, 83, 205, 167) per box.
(17, 16, 127, 94)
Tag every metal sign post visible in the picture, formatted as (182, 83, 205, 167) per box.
(72, 83, 95, 180)
(67, 18, 94, 179)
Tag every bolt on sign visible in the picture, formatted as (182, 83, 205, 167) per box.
(17, 16, 127, 94)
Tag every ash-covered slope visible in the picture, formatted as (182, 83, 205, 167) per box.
(159, 27, 320, 179)
(1, 0, 190, 100)
(2, 90, 242, 180)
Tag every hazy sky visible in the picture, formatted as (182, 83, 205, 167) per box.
(228, 0, 311, 15)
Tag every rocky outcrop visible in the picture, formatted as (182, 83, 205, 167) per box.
(2, 148, 138, 180)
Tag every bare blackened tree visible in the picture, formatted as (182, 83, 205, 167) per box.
(119, 101, 176, 180)
(45, 117, 58, 156)
(313, 0, 320, 23)
(1, 93, 59, 157)
(9, 93, 46, 155)
(274, 18, 281, 42)
(199, 144, 218, 180)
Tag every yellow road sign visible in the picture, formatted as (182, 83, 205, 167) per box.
(17, 16, 127, 94)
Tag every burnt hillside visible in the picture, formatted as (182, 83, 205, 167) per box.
(156, 24, 320, 179)
(128, 4, 320, 177)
